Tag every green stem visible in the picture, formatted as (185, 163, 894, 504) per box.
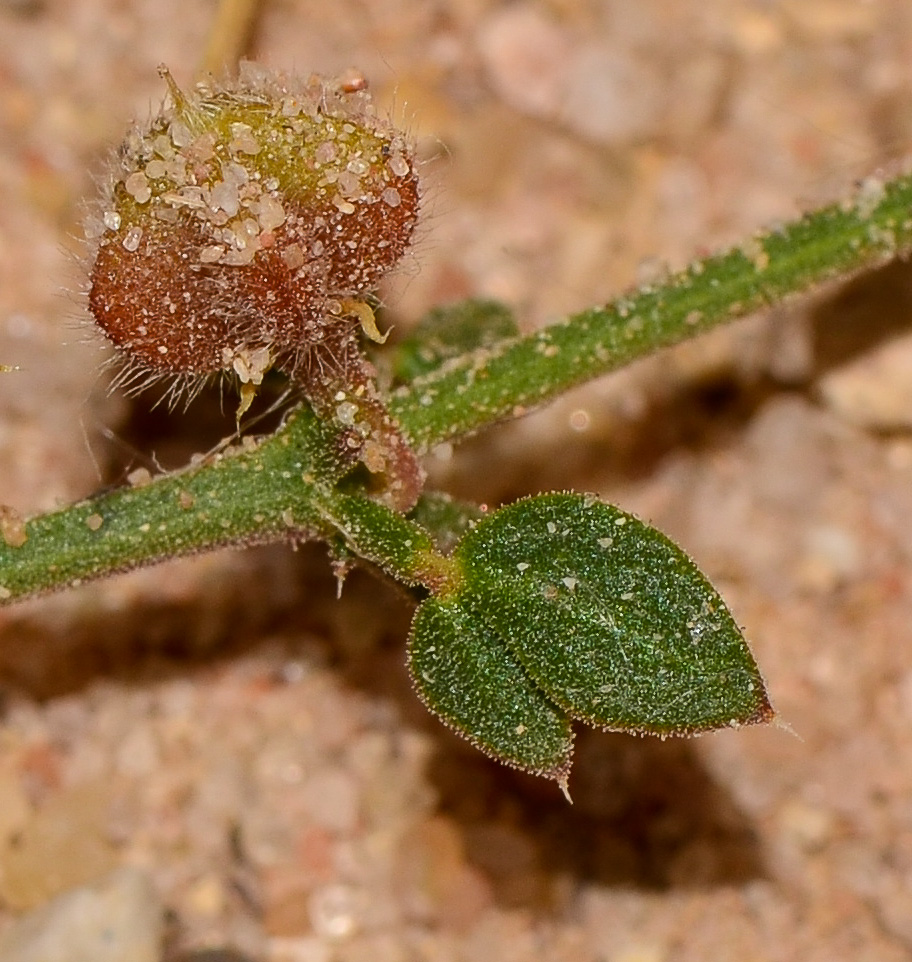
(2, 170, 911, 604)
(0, 407, 341, 602)
(391, 173, 912, 449)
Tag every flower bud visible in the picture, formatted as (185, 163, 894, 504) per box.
(88, 63, 424, 510)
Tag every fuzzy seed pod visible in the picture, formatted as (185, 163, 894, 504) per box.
(88, 63, 424, 511)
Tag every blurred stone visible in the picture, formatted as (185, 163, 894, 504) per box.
(781, 0, 878, 37)
(0, 762, 30, 844)
(0, 866, 163, 962)
(0, 782, 119, 910)
(169, 950, 256, 962)
(612, 946, 669, 962)
(777, 799, 835, 852)
(818, 333, 912, 430)
(478, 8, 663, 145)
(477, 6, 571, 118)
(558, 43, 664, 144)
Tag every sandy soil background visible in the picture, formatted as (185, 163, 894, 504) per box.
(2, 1, 912, 959)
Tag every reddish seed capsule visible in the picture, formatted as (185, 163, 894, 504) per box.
(88, 63, 424, 510)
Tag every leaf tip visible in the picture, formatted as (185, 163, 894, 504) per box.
(750, 695, 777, 727)
(732, 681, 776, 730)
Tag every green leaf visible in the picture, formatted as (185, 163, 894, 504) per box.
(408, 596, 574, 783)
(454, 493, 774, 736)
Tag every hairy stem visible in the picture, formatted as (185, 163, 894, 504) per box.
(0, 408, 341, 602)
(391, 172, 912, 449)
(3, 169, 912, 603)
